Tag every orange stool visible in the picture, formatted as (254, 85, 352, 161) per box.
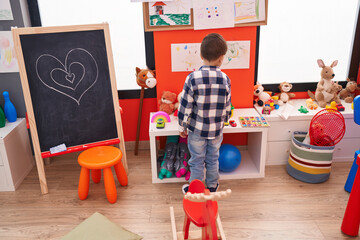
(77, 146, 128, 203)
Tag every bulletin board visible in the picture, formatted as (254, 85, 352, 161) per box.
(143, 0, 268, 32)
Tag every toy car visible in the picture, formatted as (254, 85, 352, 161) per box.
(229, 120, 237, 127)
(336, 103, 345, 111)
(156, 119, 165, 129)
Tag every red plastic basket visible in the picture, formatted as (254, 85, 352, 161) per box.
(309, 109, 345, 146)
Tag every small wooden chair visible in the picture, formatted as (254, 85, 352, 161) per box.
(77, 146, 128, 203)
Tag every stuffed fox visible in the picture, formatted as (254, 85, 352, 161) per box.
(254, 82, 271, 106)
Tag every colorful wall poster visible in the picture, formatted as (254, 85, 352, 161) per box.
(193, 0, 234, 30)
(0, 0, 13, 20)
(234, 0, 266, 24)
(171, 41, 250, 72)
(0, 31, 18, 72)
(149, 0, 191, 26)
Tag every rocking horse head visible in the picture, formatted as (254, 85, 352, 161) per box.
(135, 67, 157, 89)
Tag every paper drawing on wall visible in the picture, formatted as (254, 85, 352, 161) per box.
(234, 0, 266, 24)
(223, 41, 250, 69)
(0, 0, 13, 20)
(193, 0, 234, 30)
(36, 48, 98, 105)
(171, 43, 202, 72)
(149, 0, 191, 26)
(0, 31, 18, 72)
(171, 41, 250, 72)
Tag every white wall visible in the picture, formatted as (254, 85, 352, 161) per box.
(38, 0, 147, 90)
(258, 0, 359, 85)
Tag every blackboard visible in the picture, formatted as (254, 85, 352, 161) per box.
(12, 24, 127, 194)
(19, 30, 117, 152)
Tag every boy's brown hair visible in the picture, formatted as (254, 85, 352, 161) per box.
(200, 33, 228, 62)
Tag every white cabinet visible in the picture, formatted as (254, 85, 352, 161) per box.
(149, 108, 268, 183)
(0, 118, 34, 191)
(255, 99, 360, 165)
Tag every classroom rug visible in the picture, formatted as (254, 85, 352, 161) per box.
(61, 212, 143, 240)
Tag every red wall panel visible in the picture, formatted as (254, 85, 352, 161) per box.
(153, 27, 258, 108)
(119, 98, 157, 142)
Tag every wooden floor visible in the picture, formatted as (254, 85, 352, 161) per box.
(0, 150, 357, 240)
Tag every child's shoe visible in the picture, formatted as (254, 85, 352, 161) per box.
(158, 142, 177, 179)
(174, 142, 190, 178)
(182, 184, 189, 194)
(208, 183, 219, 192)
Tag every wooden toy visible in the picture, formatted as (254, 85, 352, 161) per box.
(170, 179, 231, 240)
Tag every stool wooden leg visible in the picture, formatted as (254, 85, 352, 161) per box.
(78, 167, 90, 200)
(114, 161, 128, 186)
(104, 167, 117, 204)
(183, 214, 191, 240)
(92, 169, 101, 183)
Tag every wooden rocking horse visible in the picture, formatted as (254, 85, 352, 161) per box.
(170, 180, 231, 240)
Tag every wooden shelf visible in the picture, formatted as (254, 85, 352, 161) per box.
(149, 108, 268, 183)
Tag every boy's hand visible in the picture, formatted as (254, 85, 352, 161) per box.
(179, 130, 188, 138)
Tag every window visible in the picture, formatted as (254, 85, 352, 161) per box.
(258, 0, 359, 86)
(37, 0, 146, 90)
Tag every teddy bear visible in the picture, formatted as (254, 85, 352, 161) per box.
(159, 91, 177, 115)
(339, 78, 360, 103)
(277, 82, 296, 105)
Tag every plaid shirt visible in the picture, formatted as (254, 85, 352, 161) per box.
(178, 65, 231, 138)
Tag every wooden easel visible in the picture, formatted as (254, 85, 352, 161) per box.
(12, 23, 127, 194)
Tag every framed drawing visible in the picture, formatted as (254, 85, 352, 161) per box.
(143, 0, 268, 32)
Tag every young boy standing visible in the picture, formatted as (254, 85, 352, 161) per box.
(178, 33, 231, 193)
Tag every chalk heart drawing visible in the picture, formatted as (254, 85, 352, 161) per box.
(36, 48, 98, 105)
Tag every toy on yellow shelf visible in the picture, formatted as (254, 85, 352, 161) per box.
(306, 98, 318, 110)
(326, 101, 338, 110)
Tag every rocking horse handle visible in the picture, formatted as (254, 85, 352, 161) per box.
(184, 189, 232, 202)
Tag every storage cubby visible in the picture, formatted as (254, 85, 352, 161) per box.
(149, 108, 268, 183)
